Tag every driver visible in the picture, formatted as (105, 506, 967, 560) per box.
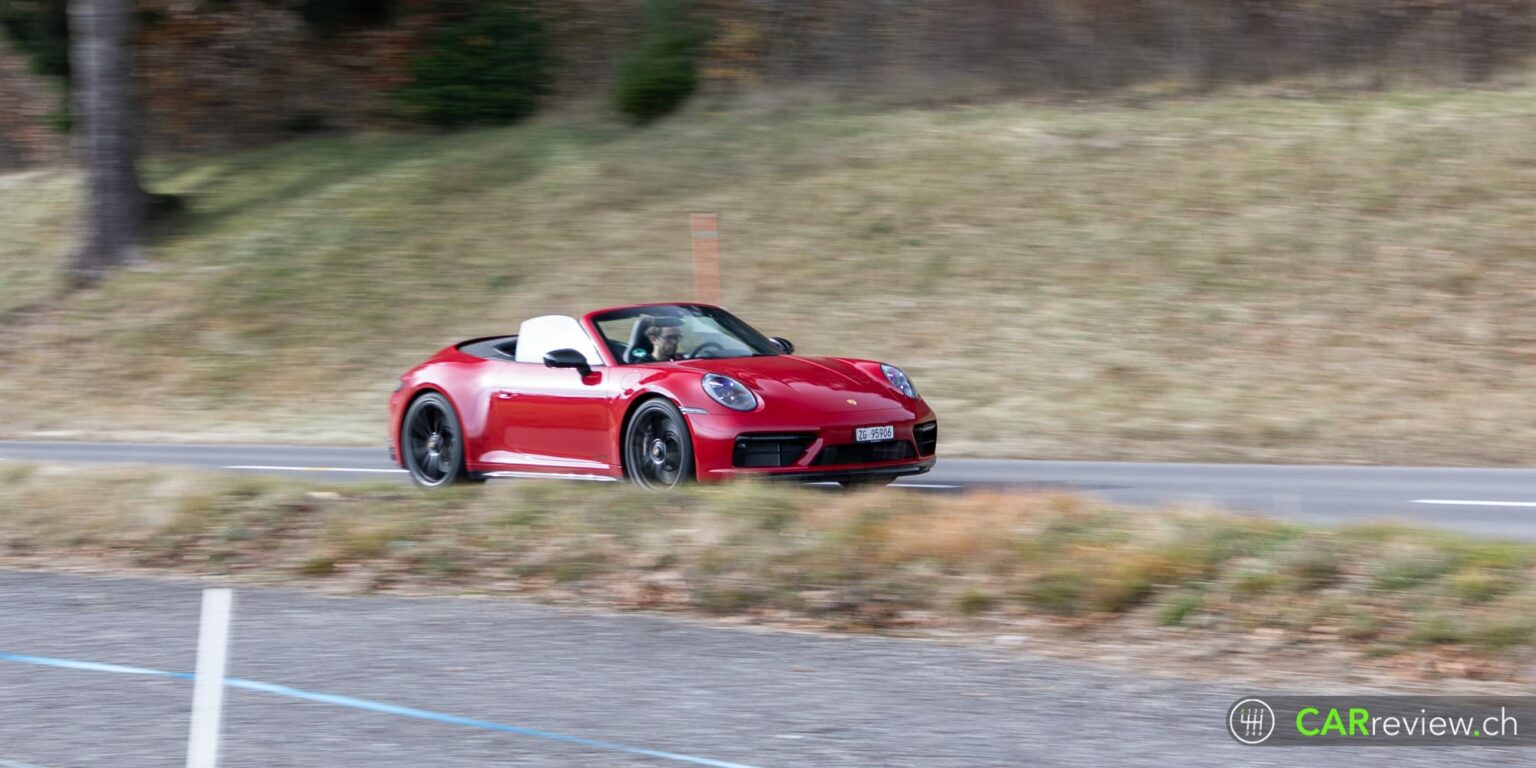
(649, 323, 685, 361)
(630, 318, 686, 362)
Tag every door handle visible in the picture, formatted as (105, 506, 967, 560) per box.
(495, 391, 518, 400)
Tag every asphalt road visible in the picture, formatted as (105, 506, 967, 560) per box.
(1, 570, 1528, 768)
(3, 440, 1536, 539)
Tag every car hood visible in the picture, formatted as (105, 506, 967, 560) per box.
(675, 355, 907, 413)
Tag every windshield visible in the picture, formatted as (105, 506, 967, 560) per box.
(593, 305, 780, 364)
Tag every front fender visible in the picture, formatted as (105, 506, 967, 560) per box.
(624, 369, 721, 414)
(391, 360, 488, 468)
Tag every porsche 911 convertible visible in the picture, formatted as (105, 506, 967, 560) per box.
(388, 303, 937, 488)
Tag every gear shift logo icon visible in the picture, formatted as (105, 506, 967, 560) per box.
(1228, 698, 1276, 745)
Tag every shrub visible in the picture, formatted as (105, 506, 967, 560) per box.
(396, 2, 550, 127)
(1157, 590, 1205, 627)
(1370, 546, 1458, 591)
(300, 0, 396, 37)
(613, 0, 705, 124)
(957, 589, 996, 615)
(1448, 569, 1518, 604)
(0, 0, 69, 80)
(1019, 569, 1089, 615)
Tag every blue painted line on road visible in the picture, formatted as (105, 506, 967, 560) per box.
(0, 653, 180, 678)
(0, 652, 765, 768)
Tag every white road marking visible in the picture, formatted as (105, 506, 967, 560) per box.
(222, 465, 408, 474)
(186, 589, 233, 768)
(1412, 499, 1536, 508)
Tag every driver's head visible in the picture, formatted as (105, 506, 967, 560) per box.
(646, 319, 684, 360)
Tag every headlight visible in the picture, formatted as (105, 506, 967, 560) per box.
(881, 364, 917, 398)
(701, 374, 757, 411)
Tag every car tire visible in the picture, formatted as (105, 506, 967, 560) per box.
(401, 392, 478, 488)
(624, 399, 696, 489)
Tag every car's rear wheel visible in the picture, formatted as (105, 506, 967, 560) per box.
(402, 392, 475, 488)
(624, 399, 695, 489)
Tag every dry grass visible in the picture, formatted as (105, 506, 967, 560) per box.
(2, 85, 1536, 461)
(0, 169, 77, 318)
(4, 465, 1536, 666)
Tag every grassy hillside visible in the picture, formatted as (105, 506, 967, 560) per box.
(3, 87, 1536, 463)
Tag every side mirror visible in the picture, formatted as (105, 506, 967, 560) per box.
(769, 337, 795, 354)
(543, 348, 592, 377)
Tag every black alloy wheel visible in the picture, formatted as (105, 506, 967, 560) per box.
(624, 399, 696, 489)
(402, 392, 474, 487)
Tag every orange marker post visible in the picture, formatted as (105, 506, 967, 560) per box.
(690, 213, 721, 305)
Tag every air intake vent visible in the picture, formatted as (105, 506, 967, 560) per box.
(813, 440, 917, 466)
(733, 433, 816, 468)
(914, 421, 938, 456)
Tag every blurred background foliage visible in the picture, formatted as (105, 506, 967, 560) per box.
(394, 2, 550, 126)
(2, 0, 1535, 158)
(614, 0, 705, 123)
(299, 0, 398, 37)
(0, 0, 68, 79)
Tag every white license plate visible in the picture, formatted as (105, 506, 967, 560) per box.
(855, 425, 895, 443)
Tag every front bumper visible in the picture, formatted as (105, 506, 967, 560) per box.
(387, 387, 407, 467)
(687, 405, 937, 483)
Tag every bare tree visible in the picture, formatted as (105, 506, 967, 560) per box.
(67, 0, 143, 286)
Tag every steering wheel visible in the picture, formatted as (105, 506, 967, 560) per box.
(688, 341, 726, 359)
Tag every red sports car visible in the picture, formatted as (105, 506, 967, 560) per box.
(388, 303, 937, 488)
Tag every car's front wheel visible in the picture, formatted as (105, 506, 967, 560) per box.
(401, 392, 476, 488)
(624, 399, 696, 489)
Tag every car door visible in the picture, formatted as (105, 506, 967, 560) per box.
(478, 315, 619, 473)
(494, 364, 619, 471)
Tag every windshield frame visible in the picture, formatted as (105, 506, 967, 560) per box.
(587, 304, 782, 365)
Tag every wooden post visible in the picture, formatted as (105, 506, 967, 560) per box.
(690, 213, 721, 305)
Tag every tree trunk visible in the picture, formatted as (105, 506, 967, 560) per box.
(67, 0, 142, 287)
